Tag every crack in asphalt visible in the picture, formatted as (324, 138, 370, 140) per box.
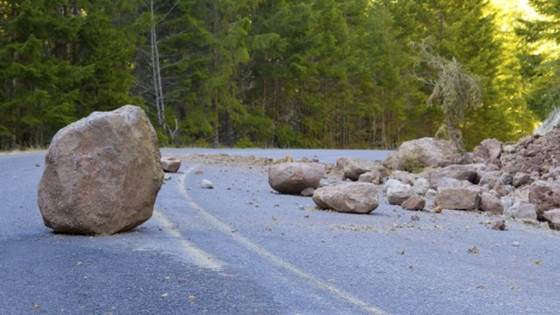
(177, 165, 390, 315)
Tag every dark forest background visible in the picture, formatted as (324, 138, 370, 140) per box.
(1, 0, 558, 150)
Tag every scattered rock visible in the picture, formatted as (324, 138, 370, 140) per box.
(491, 220, 507, 231)
(401, 196, 426, 211)
(528, 180, 560, 218)
(513, 172, 532, 187)
(268, 162, 325, 195)
(421, 164, 482, 188)
(358, 169, 385, 184)
(336, 158, 386, 181)
(542, 209, 560, 230)
(412, 177, 430, 195)
(200, 179, 214, 189)
(504, 200, 538, 221)
(480, 192, 504, 214)
(385, 179, 413, 205)
(435, 185, 481, 210)
(467, 246, 480, 255)
(312, 182, 379, 214)
(472, 138, 502, 165)
(479, 171, 501, 188)
(384, 137, 464, 172)
(37, 105, 164, 235)
(512, 241, 520, 247)
(161, 156, 182, 173)
(390, 170, 416, 185)
(301, 187, 315, 197)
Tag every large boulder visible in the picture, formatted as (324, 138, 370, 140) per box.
(385, 179, 414, 205)
(528, 180, 560, 219)
(435, 184, 481, 211)
(312, 182, 379, 214)
(384, 137, 463, 172)
(38, 105, 164, 235)
(336, 158, 387, 181)
(269, 162, 325, 195)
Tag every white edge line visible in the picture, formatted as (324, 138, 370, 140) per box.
(153, 210, 224, 272)
(178, 166, 389, 315)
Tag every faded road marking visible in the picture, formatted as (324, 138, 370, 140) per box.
(178, 166, 389, 315)
(153, 211, 224, 271)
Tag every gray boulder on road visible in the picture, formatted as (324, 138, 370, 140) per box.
(38, 105, 164, 235)
(161, 156, 182, 173)
(312, 182, 379, 214)
(435, 185, 481, 211)
(269, 162, 324, 195)
(385, 179, 414, 205)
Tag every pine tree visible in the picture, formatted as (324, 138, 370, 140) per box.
(0, 0, 139, 149)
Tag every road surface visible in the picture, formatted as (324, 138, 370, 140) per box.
(1, 149, 560, 314)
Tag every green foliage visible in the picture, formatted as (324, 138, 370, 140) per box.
(0, 0, 139, 149)
(0, 0, 544, 150)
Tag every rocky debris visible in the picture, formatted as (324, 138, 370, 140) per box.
(312, 182, 379, 214)
(336, 158, 387, 181)
(390, 170, 416, 185)
(37, 105, 164, 235)
(401, 196, 426, 211)
(471, 138, 502, 165)
(200, 179, 214, 189)
(513, 172, 532, 188)
(542, 209, 560, 230)
(268, 162, 324, 195)
(480, 192, 504, 214)
(384, 137, 464, 172)
(504, 200, 538, 221)
(479, 171, 502, 188)
(161, 156, 182, 173)
(412, 177, 430, 195)
(385, 179, 414, 205)
(301, 187, 315, 197)
(358, 169, 385, 184)
(501, 128, 560, 175)
(421, 164, 482, 188)
(435, 184, 481, 210)
(528, 181, 560, 219)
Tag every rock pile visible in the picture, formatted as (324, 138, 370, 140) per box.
(266, 127, 560, 231)
(38, 105, 164, 235)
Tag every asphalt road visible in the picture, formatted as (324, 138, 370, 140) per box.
(2, 149, 560, 315)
